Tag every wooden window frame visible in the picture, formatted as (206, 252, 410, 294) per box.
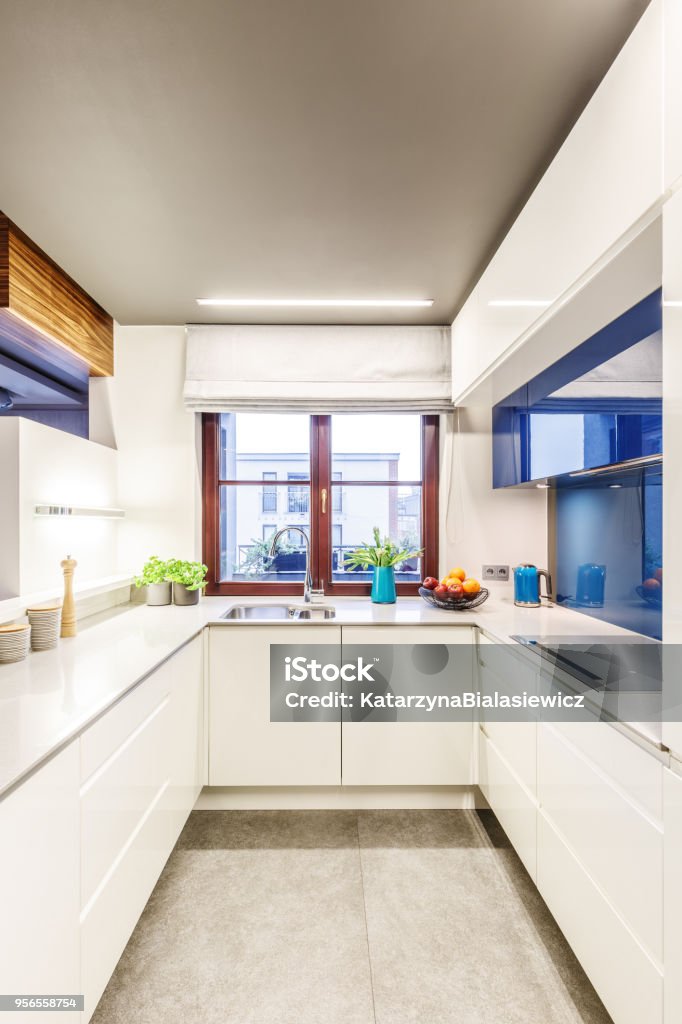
(202, 413, 439, 597)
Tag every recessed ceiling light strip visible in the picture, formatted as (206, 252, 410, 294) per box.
(196, 298, 434, 308)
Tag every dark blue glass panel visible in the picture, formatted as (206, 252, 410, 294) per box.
(554, 465, 662, 640)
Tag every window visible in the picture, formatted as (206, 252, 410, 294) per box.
(203, 413, 438, 595)
(262, 472, 277, 513)
(287, 472, 309, 514)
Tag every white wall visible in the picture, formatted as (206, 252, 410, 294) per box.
(440, 409, 547, 585)
(0, 418, 120, 597)
(109, 325, 200, 576)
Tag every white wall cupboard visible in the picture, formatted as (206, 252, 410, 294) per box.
(452, 0, 664, 401)
(0, 744, 81, 1024)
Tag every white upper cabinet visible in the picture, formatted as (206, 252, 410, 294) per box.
(452, 0, 664, 401)
(664, 0, 682, 189)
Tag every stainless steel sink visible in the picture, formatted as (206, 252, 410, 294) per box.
(221, 604, 335, 621)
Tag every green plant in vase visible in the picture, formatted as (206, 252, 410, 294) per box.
(345, 527, 423, 604)
(134, 556, 172, 606)
(166, 559, 208, 605)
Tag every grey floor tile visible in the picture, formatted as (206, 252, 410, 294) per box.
(358, 809, 612, 1024)
(176, 809, 359, 850)
(92, 814, 374, 1024)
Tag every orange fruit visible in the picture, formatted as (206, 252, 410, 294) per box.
(449, 567, 466, 581)
(462, 577, 481, 595)
(642, 578, 661, 591)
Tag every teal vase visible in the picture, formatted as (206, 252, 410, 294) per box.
(371, 565, 397, 604)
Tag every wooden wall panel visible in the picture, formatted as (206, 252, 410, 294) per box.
(0, 213, 113, 376)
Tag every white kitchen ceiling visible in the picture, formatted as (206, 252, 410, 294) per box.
(0, 0, 651, 327)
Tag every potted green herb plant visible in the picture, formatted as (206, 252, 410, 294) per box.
(134, 556, 172, 606)
(166, 559, 208, 606)
(345, 527, 423, 604)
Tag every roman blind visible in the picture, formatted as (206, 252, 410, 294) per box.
(183, 324, 453, 412)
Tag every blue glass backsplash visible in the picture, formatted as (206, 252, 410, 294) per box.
(554, 464, 662, 640)
(493, 290, 662, 487)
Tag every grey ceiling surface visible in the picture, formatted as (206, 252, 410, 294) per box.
(0, 0, 650, 327)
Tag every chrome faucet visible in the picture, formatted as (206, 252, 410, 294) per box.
(268, 527, 325, 603)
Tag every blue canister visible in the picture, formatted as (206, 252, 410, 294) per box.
(371, 566, 397, 604)
(513, 564, 552, 607)
(576, 563, 606, 607)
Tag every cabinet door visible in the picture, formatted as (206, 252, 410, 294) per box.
(167, 635, 204, 834)
(340, 626, 474, 786)
(209, 625, 342, 786)
(0, 744, 80, 1024)
(664, 766, 682, 1023)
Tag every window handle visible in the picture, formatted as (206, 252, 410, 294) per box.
(321, 488, 327, 514)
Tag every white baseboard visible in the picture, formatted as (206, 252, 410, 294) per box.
(195, 785, 487, 810)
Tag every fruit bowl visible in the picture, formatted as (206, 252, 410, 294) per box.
(419, 586, 489, 611)
(636, 584, 662, 608)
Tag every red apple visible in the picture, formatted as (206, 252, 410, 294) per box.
(422, 577, 438, 590)
(434, 584, 448, 597)
(447, 583, 464, 599)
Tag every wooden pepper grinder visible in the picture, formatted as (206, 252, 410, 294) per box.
(60, 555, 78, 638)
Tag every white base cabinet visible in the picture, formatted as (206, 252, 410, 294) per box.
(664, 764, 682, 1023)
(537, 723, 663, 1024)
(340, 626, 475, 786)
(209, 625, 342, 786)
(81, 635, 203, 1020)
(477, 635, 538, 879)
(0, 744, 81, 1024)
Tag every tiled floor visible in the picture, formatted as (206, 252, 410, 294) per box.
(92, 810, 613, 1024)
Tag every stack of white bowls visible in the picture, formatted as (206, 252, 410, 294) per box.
(0, 623, 31, 663)
(26, 605, 62, 651)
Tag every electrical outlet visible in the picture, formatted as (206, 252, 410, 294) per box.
(482, 564, 509, 581)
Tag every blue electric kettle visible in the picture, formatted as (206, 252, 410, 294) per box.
(513, 564, 552, 607)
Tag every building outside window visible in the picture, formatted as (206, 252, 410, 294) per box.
(262, 471, 277, 513)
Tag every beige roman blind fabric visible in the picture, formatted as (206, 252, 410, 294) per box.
(183, 324, 453, 412)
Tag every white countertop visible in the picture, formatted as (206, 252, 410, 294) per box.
(0, 592, 661, 799)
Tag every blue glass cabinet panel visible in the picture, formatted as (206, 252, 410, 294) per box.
(493, 290, 662, 488)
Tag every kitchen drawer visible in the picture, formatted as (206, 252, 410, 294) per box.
(479, 727, 537, 879)
(80, 692, 171, 909)
(538, 811, 662, 1024)
(478, 636, 537, 795)
(539, 722, 663, 964)
(81, 777, 172, 1019)
(543, 719, 662, 824)
(342, 722, 475, 786)
(80, 655, 174, 781)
